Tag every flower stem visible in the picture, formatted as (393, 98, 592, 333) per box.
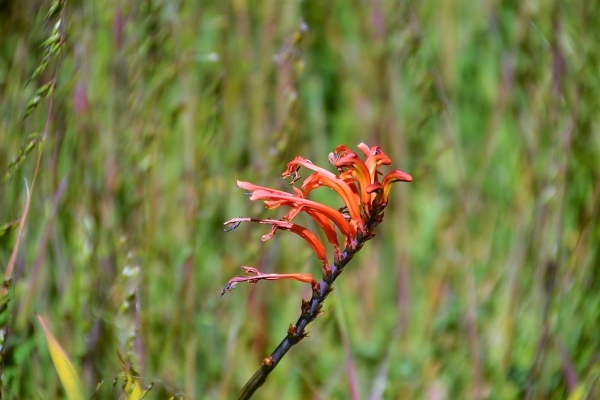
(236, 214, 381, 399)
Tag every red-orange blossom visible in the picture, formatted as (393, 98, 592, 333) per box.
(221, 143, 412, 296)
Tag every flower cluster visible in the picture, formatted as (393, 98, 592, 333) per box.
(221, 143, 412, 295)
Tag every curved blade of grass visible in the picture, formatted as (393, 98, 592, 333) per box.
(37, 315, 85, 400)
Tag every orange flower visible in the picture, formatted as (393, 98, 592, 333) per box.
(329, 143, 412, 214)
(332, 152, 372, 206)
(379, 169, 413, 208)
(222, 143, 411, 294)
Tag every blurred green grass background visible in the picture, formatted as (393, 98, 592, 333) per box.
(1, 0, 599, 398)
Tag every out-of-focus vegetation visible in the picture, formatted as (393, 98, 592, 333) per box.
(1, 0, 599, 398)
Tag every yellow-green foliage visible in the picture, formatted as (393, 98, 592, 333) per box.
(38, 316, 85, 400)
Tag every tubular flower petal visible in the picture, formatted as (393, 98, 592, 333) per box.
(378, 170, 413, 207)
(224, 218, 330, 267)
(250, 185, 341, 253)
(333, 153, 372, 205)
(363, 145, 392, 177)
(272, 205, 342, 259)
(242, 190, 355, 238)
(366, 182, 383, 194)
(282, 156, 337, 182)
(220, 267, 318, 297)
(237, 180, 294, 198)
(301, 173, 361, 223)
(281, 205, 304, 222)
(336, 171, 361, 205)
(364, 182, 384, 215)
(328, 145, 355, 169)
(355, 143, 393, 184)
(263, 189, 305, 213)
(304, 209, 341, 251)
(356, 142, 371, 157)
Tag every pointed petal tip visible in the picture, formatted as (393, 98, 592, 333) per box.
(386, 170, 413, 182)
